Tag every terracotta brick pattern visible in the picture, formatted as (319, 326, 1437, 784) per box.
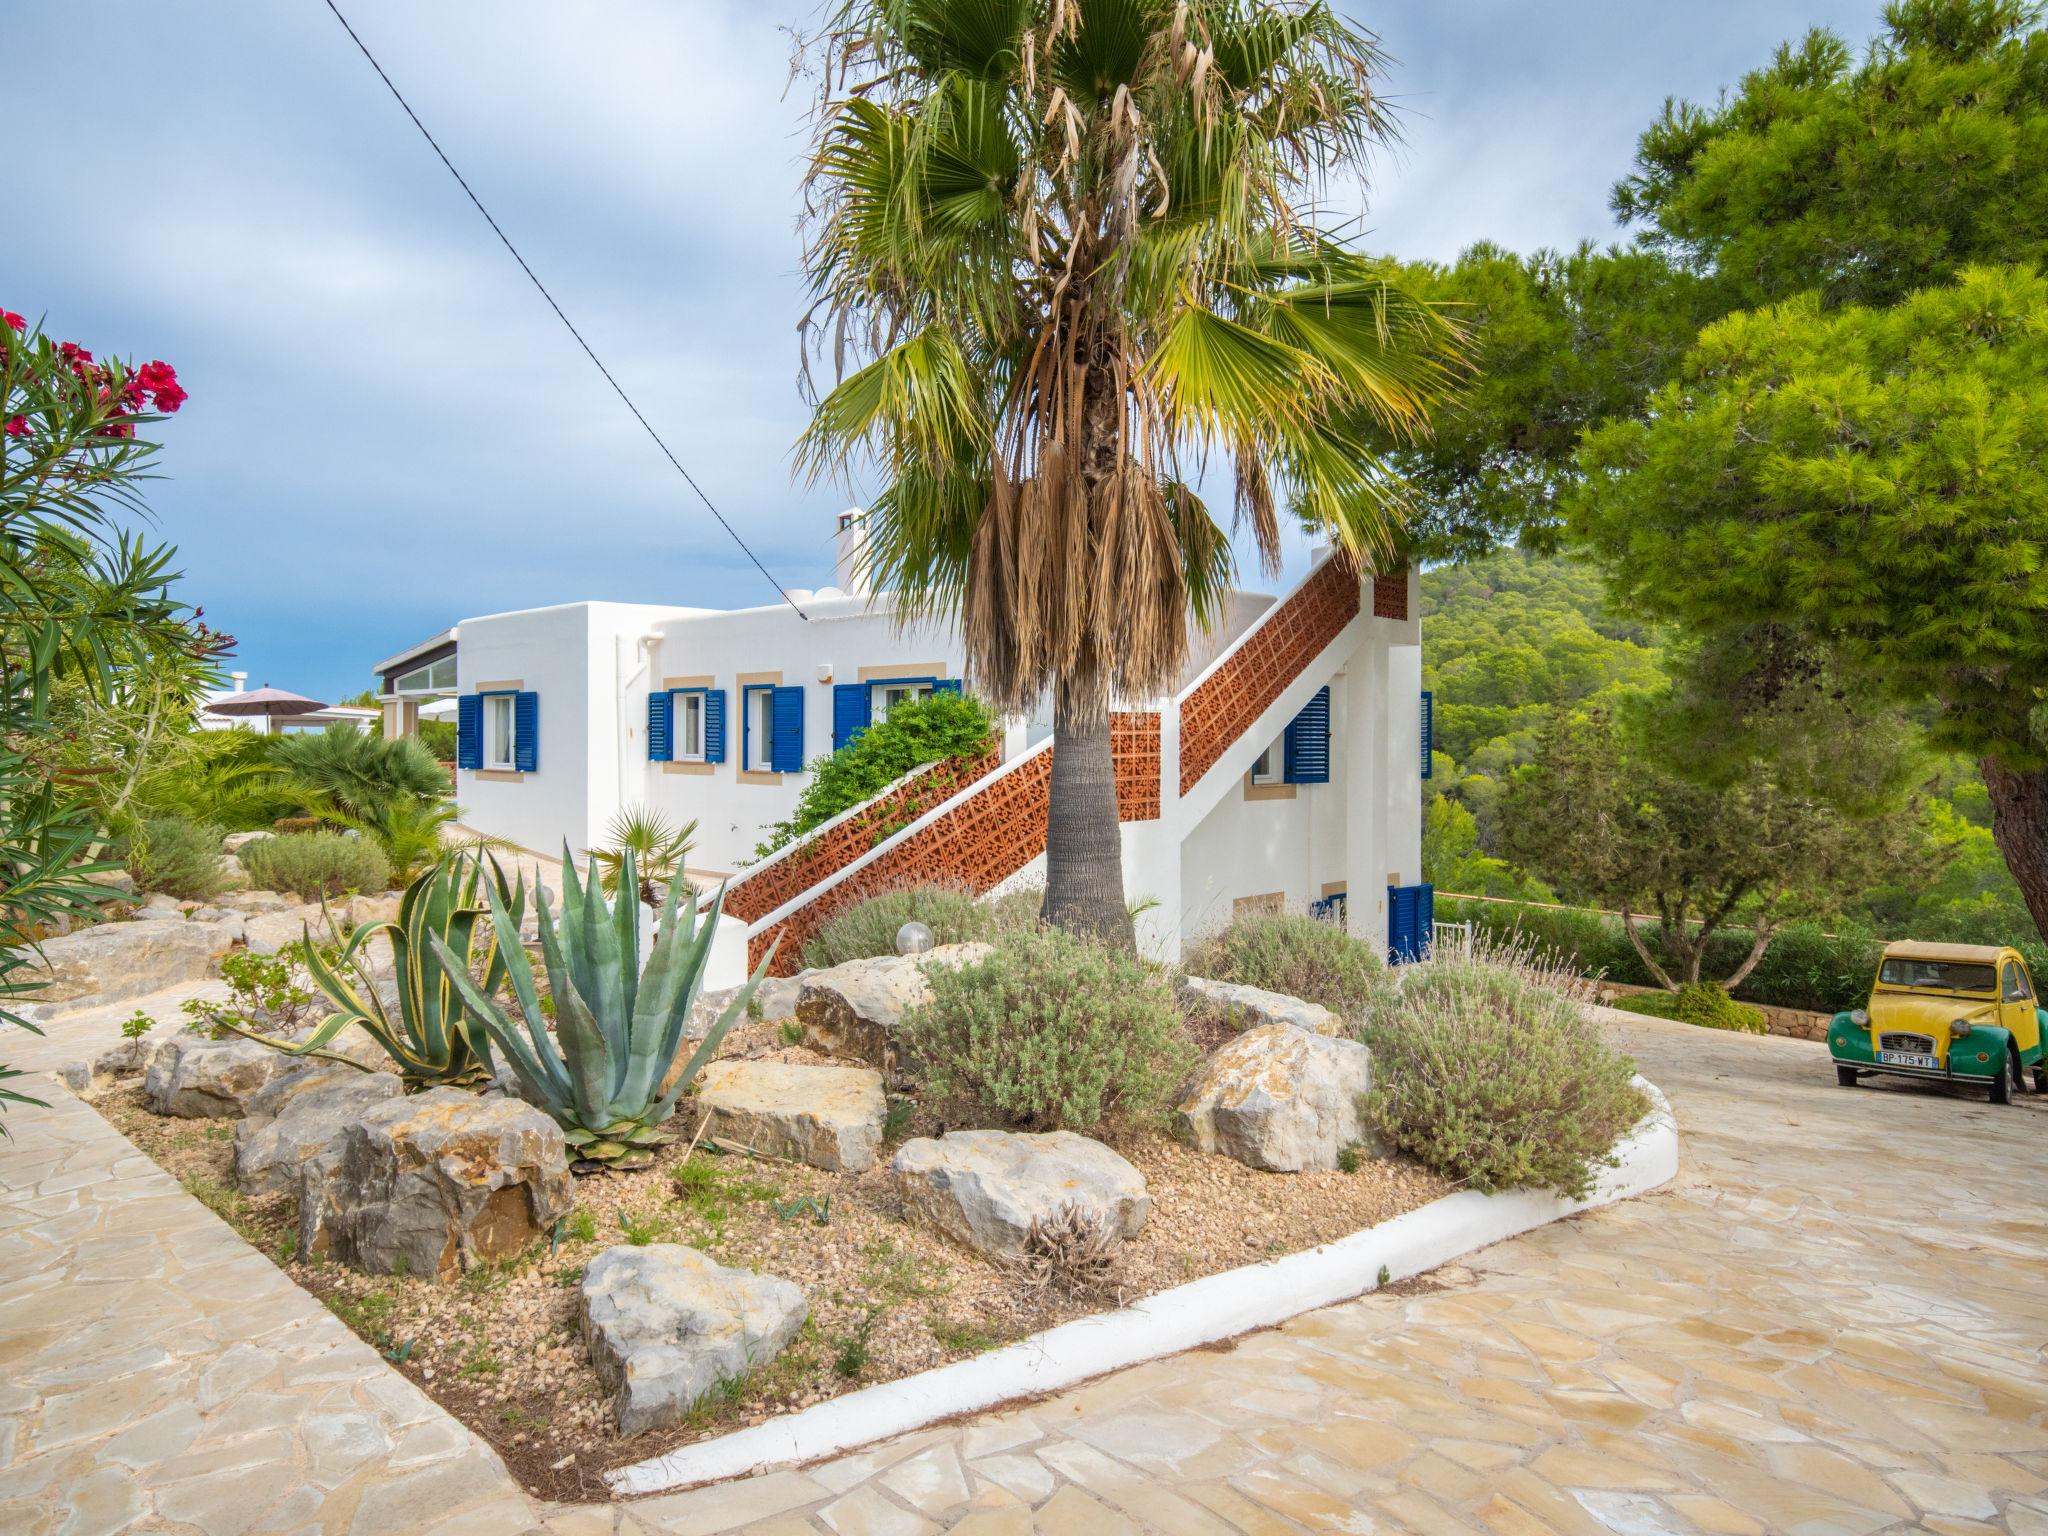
(723, 751, 1003, 926)
(746, 712, 1162, 975)
(1177, 558, 1361, 796)
(1372, 570, 1409, 621)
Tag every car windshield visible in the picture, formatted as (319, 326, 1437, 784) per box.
(1879, 959, 1997, 993)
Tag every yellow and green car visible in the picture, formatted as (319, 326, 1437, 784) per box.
(1830, 941, 2048, 1105)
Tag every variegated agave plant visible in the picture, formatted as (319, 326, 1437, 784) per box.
(431, 845, 771, 1170)
(218, 852, 527, 1087)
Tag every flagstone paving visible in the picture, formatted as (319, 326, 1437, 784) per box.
(4, 1008, 2046, 1533)
(561, 1011, 2048, 1535)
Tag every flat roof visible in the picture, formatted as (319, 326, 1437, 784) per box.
(373, 630, 455, 675)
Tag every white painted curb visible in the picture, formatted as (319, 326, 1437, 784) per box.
(608, 1076, 1679, 1496)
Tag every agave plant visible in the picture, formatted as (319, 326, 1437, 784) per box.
(216, 851, 527, 1087)
(432, 845, 770, 1169)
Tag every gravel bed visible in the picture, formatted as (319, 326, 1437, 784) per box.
(93, 1030, 1448, 1503)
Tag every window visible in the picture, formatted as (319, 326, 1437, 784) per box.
(674, 691, 705, 761)
(2004, 963, 2034, 1003)
(1879, 958, 1997, 994)
(395, 656, 457, 694)
(873, 679, 935, 720)
(486, 694, 516, 770)
(1249, 740, 1281, 786)
(745, 686, 777, 772)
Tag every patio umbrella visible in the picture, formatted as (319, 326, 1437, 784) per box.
(205, 686, 327, 718)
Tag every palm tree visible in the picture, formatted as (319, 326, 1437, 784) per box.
(796, 0, 1462, 946)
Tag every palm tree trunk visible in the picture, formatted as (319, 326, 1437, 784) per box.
(1041, 684, 1136, 950)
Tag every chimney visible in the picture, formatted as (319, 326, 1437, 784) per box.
(230, 671, 248, 694)
(834, 508, 869, 595)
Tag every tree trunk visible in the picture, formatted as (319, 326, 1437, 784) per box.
(1981, 756, 2048, 939)
(1040, 685, 1136, 951)
(1620, 911, 1678, 991)
(1721, 918, 1776, 993)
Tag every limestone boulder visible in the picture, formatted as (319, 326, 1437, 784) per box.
(1177, 1023, 1372, 1173)
(222, 830, 273, 854)
(688, 972, 810, 1040)
(82, 867, 137, 898)
(891, 1130, 1151, 1259)
(215, 853, 251, 892)
(796, 944, 992, 1072)
(136, 894, 185, 921)
(244, 907, 334, 957)
(580, 1244, 807, 1435)
(91, 1031, 176, 1082)
(690, 1060, 887, 1172)
(219, 889, 292, 915)
(144, 1033, 307, 1119)
(23, 917, 231, 1008)
(187, 906, 248, 945)
(350, 893, 402, 926)
(234, 1066, 404, 1196)
(1179, 975, 1344, 1037)
(297, 1089, 572, 1279)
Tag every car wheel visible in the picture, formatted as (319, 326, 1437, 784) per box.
(1990, 1057, 2012, 1105)
(1835, 1064, 1859, 1088)
(2034, 1063, 2048, 1095)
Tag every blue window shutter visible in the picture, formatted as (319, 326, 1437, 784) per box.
(647, 691, 673, 763)
(703, 690, 726, 763)
(933, 679, 963, 696)
(771, 686, 806, 773)
(832, 683, 871, 752)
(456, 695, 483, 770)
(1282, 686, 1331, 785)
(1387, 883, 1435, 964)
(1420, 690, 1434, 779)
(513, 691, 538, 773)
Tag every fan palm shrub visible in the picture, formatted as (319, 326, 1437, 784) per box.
(272, 724, 449, 823)
(214, 852, 527, 1087)
(589, 805, 696, 907)
(795, 0, 1462, 945)
(433, 848, 771, 1169)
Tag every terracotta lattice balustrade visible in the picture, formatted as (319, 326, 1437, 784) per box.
(745, 712, 1161, 975)
(1177, 558, 1363, 796)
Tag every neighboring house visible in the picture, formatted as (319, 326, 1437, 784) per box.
(199, 672, 379, 734)
(372, 630, 458, 742)
(402, 514, 1431, 987)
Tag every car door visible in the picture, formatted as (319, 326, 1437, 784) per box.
(1999, 960, 2040, 1055)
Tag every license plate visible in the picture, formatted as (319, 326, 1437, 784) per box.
(1881, 1049, 1939, 1071)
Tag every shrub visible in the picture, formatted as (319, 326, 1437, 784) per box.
(123, 814, 228, 901)
(901, 925, 1197, 1132)
(756, 691, 996, 859)
(240, 831, 390, 901)
(270, 724, 449, 823)
(1609, 982, 1768, 1034)
(802, 881, 1039, 968)
(1362, 948, 1648, 1199)
(416, 718, 458, 761)
(1181, 912, 1394, 1021)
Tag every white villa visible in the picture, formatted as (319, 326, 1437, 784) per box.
(375, 514, 1433, 989)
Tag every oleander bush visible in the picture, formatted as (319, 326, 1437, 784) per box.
(1181, 911, 1394, 1022)
(1609, 982, 1768, 1034)
(802, 881, 1039, 968)
(1362, 946, 1647, 1199)
(122, 814, 228, 902)
(900, 925, 1197, 1132)
(240, 830, 391, 902)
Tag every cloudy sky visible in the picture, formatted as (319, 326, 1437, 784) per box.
(6, 0, 1879, 700)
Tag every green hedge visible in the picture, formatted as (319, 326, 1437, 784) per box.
(1436, 896, 2048, 1016)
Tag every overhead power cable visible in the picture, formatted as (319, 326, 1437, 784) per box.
(318, 0, 809, 619)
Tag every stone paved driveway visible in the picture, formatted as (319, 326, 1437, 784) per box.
(7, 1008, 2046, 1533)
(575, 1012, 2048, 1536)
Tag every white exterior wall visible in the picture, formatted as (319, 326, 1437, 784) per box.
(457, 593, 964, 877)
(1164, 567, 1423, 959)
(453, 562, 1421, 979)
(455, 601, 696, 859)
